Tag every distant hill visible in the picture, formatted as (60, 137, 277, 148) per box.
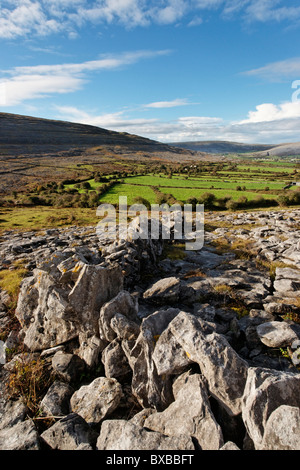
(0, 112, 210, 192)
(0, 112, 193, 158)
(168, 140, 274, 154)
(258, 142, 300, 157)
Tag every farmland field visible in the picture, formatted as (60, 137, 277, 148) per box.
(1, 159, 299, 233)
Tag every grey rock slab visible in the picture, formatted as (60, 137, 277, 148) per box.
(40, 381, 74, 417)
(152, 326, 193, 376)
(99, 290, 139, 343)
(167, 311, 248, 416)
(70, 377, 123, 426)
(0, 419, 40, 450)
(110, 312, 140, 342)
(256, 321, 299, 348)
(143, 277, 181, 305)
(41, 413, 98, 450)
(241, 367, 300, 449)
(101, 339, 132, 379)
(51, 352, 86, 383)
(0, 399, 28, 431)
(68, 263, 124, 333)
(128, 308, 182, 409)
(96, 420, 195, 451)
(261, 405, 300, 450)
(15, 271, 78, 351)
(144, 373, 224, 450)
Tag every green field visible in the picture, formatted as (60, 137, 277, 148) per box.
(1, 159, 299, 233)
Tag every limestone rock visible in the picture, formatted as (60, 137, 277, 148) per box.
(15, 271, 78, 351)
(167, 311, 248, 416)
(0, 419, 40, 450)
(52, 352, 86, 383)
(144, 373, 224, 450)
(256, 321, 299, 348)
(70, 377, 123, 426)
(261, 405, 300, 450)
(143, 277, 181, 304)
(152, 326, 193, 376)
(220, 441, 240, 450)
(96, 420, 195, 450)
(129, 308, 181, 410)
(99, 290, 139, 344)
(68, 263, 123, 334)
(40, 381, 74, 417)
(242, 367, 300, 449)
(41, 413, 98, 450)
(101, 339, 131, 379)
(0, 399, 28, 431)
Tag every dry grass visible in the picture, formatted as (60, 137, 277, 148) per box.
(6, 356, 54, 416)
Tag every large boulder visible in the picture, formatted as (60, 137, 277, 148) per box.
(15, 260, 123, 352)
(242, 367, 300, 449)
(165, 311, 248, 416)
(256, 321, 299, 348)
(128, 308, 181, 410)
(261, 405, 300, 450)
(39, 381, 74, 417)
(96, 420, 195, 451)
(0, 419, 40, 450)
(143, 277, 181, 305)
(98, 291, 139, 344)
(15, 271, 77, 351)
(41, 413, 98, 450)
(70, 377, 123, 426)
(144, 373, 224, 450)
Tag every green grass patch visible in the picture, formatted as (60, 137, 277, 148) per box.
(98, 184, 157, 205)
(0, 207, 99, 234)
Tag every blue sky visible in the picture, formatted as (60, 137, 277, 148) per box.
(1, 1, 300, 144)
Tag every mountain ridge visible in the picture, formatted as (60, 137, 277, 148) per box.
(168, 139, 300, 156)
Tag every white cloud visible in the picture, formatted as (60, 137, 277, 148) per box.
(0, 0, 299, 40)
(144, 98, 191, 108)
(244, 57, 300, 81)
(245, 0, 300, 23)
(0, 0, 61, 39)
(240, 101, 300, 123)
(0, 50, 170, 106)
(0, 74, 83, 106)
(54, 101, 300, 145)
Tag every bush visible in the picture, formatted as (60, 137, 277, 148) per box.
(237, 196, 248, 208)
(226, 199, 239, 210)
(197, 192, 216, 208)
(132, 196, 151, 210)
(80, 181, 91, 190)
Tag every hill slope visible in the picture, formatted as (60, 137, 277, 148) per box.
(0, 112, 190, 157)
(0, 112, 207, 192)
(168, 140, 274, 154)
(258, 142, 300, 157)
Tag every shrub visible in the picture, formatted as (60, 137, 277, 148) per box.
(132, 196, 151, 210)
(226, 199, 239, 210)
(197, 192, 216, 208)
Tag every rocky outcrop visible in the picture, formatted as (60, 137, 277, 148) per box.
(0, 209, 299, 451)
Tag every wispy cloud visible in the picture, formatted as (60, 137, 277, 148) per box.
(243, 57, 300, 82)
(0, 50, 170, 106)
(144, 98, 192, 108)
